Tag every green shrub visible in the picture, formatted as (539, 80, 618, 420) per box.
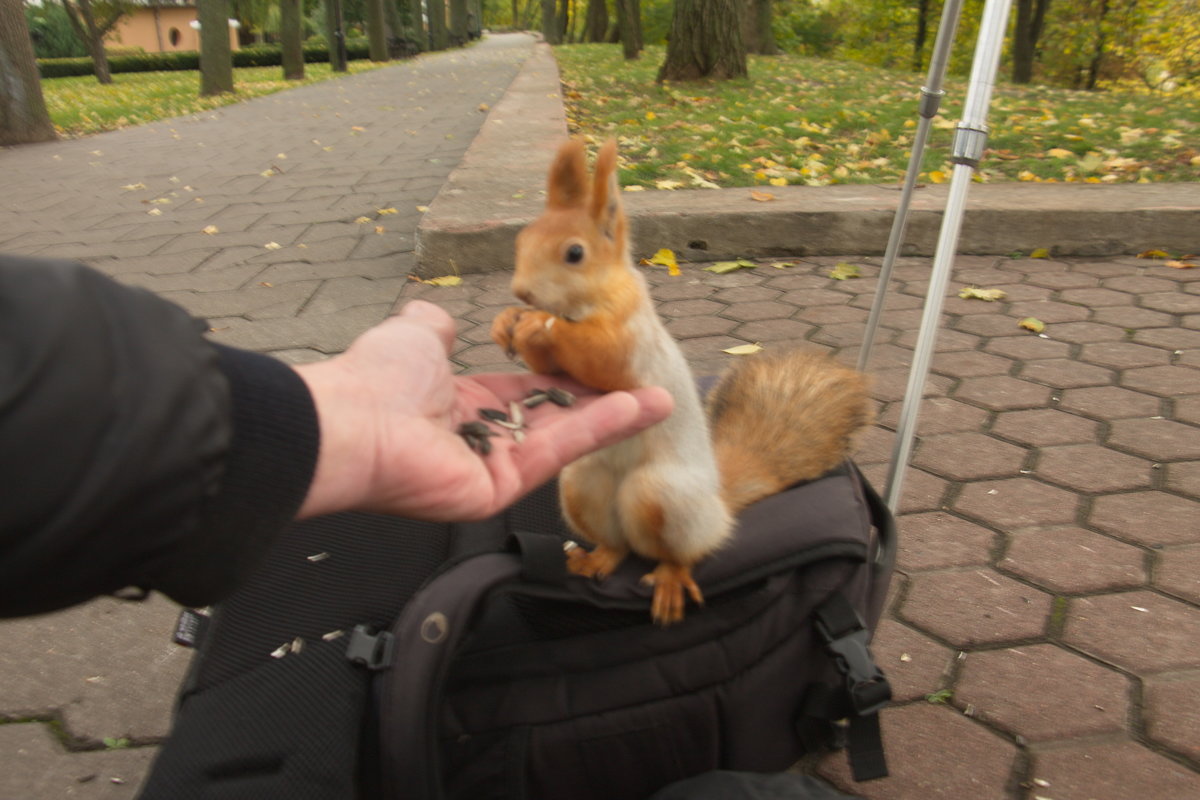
(38, 43, 374, 78)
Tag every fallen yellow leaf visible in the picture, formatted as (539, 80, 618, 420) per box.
(830, 262, 861, 280)
(1046, 148, 1074, 159)
(202, 225, 219, 235)
(1137, 249, 1170, 259)
(1018, 317, 1046, 333)
(355, 216, 372, 224)
(749, 190, 776, 202)
(378, 208, 398, 215)
(1165, 260, 1197, 269)
(147, 208, 162, 216)
(416, 205, 429, 212)
(1030, 248, 1051, 259)
(623, 185, 646, 192)
(375, 226, 385, 234)
(768, 177, 789, 187)
(705, 259, 757, 274)
(928, 170, 948, 184)
(121, 182, 147, 191)
(264, 242, 282, 250)
(723, 343, 764, 356)
(423, 275, 463, 286)
(641, 248, 681, 276)
(959, 286, 1007, 301)
(655, 179, 685, 191)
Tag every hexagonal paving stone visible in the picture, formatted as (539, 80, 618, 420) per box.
(818, 703, 1017, 800)
(867, 368, 953, 403)
(869, 619, 955, 702)
(657, 298, 727, 317)
(664, 315, 739, 338)
(859, 464, 948, 514)
(877, 397, 991, 436)
(1091, 305, 1176, 330)
(723, 300, 796, 321)
(1058, 287, 1136, 307)
(912, 432, 1027, 481)
(956, 644, 1129, 742)
(1141, 291, 1200, 315)
(1107, 417, 1200, 461)
(1102, 274, 1179, 293)
(1071, 260, 1136, 277)
(955, 375, 1053, 411)
(1122, 365, 1200, 397)
(1090, 491, 1200, 546)
(1165, 460, 1200, 499)
(1042, 321, 1127, 344)
(954, 478, 1080, 529)
(1057, 385, 1162, 419)
(731, 318, 814, 344)
(894, 327, 983, 352)
(1034, 443, 1151, 493)
(1154, 544, 1200, 604)
(1009, 300, 1092, 323)
(984, 335, 1072, 360)
(931, 351, 1014, 378)
(453, 342, 512, 368)
(1144, 674, 1200, 762)
(1135, 327, 1200, 351)
(651, 281, 716, 301)
(711, 285, 780, 303)
(896, 511, 998, 571)
(1078, 341, 1172, 369)
(954, 314, 1029, 338)
(1025, 270, 1099, 290)
(779, 288, 851, 307)
(1177, 396, 1200, 425)
(795, 305, 869, 325)
(999, 527, 1146, 593)
(902, 569, 1053, 647)
(1020, 358, 1115, 389)
(809, 322, 870, 348)
(1063, 590, 1200, 673)
(1031, 739, 1200, 799)
(990, 408, 1101, 447)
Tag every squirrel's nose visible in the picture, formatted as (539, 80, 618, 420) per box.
(514, 288, 534, 306)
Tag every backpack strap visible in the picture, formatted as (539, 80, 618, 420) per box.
(802, 592, 892, 781)
(377, 552, 525, 800)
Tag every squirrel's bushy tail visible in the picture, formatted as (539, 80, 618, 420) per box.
(706, 350, 875, 515)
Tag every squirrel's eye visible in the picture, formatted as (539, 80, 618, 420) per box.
(565, 244, 585, 264)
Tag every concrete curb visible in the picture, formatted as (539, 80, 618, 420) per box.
(415, 42, 1200, 277)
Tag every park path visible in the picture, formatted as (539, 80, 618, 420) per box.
(0, 32, 537, 798)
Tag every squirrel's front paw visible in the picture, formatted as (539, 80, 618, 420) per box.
(490, 306, 528, 357)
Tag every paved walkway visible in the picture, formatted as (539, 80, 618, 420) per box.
(3, 31, 1200, 800)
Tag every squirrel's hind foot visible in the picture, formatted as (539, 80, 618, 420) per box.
(642, 562, 704, 626)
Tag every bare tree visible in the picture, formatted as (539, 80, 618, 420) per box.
(0, 0, 56, 145)
(657, 0, 746, 81)
(199, 0, 234, 95)
(59, 0, 129, 85)
(280, 0, 304, 79)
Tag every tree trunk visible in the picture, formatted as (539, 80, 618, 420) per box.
(540, 0, 560, 43)
(615, 0, 639, 58)
(1012, 0, 1051, 83)
(583, 0, 607, 42)
(60, 0, 123, 85)
(367, 0, 389, 60)
(0, 0, 57, 146)
(408, 0, 427, 51)
(199, 0, 235, 95)
(913, 0, 929, 71)
(280, 0, 304, 78)
(741, 0, 775, 55)
(657, 0, 746, 81)
(557, 0, 569, 41)
(1084, 0, 1110, 90)
(450, 0, 468, 45)
(324, 0, 349, 69)
(428, 0, 448, 49)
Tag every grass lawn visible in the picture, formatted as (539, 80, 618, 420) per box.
(555, 44, 1200, 189)
(42, 61, 388, 137)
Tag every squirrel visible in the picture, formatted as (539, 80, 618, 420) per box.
(491, 138, 874, 625)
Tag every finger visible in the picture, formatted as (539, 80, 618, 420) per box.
(397, 300, 457, 355)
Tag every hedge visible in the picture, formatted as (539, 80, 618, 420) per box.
(38, 43, 374, 79)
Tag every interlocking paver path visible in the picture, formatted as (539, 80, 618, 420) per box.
(3, 30, 1200, 799)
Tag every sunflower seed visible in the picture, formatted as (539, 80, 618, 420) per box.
(321, 630, 344, 641)
(306, 552, 330, 562)
(522, 392, 549, 408)
(270, 643, 291, 659)
(512, 429, 525, 444)
(458, 421, 493, 438)
(479, 408, 509, 423)
(508, 401, 524, 427)
(546, 387, 576, 407)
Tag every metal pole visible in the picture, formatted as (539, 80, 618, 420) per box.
(857, 0, 964, 372)
(883, 0, 1015, 512)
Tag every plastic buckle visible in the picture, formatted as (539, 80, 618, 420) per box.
(816, 613, 892, 717)
(345, 624, 395, 671)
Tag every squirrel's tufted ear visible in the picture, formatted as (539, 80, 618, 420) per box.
(546, 139, 589, 210)
(589, 139, 624, 242)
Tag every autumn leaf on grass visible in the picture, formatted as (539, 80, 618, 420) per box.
(705, 259, 757, 274)
(768, 177, 789, 187)
(928, 170, 948, 184)
(655, 179, 685, 191)
(1166, 260, 1197, 269)
(749, 190, 776, 202)
(423, 275, 462, 287)
(723, 342, 764, 356)
(1138, 249, 1171, 259)
(641, 248, 681, 276)
(959, 286, 1007, 301)
(1046, 148, 1074, 159)
(829, 262, 860, 280)
(1018, 317, 1046, 333)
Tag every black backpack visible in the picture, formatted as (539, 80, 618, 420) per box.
(140, 463, 894, 800)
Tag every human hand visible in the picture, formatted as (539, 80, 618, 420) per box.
(294, 300, 673, 521)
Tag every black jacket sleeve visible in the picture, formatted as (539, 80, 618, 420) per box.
(0, 255, 320, 617)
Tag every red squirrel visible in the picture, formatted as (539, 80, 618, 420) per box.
(491, 138, 874, 624)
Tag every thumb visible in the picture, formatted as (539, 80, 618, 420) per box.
(397, 300, 457, 354)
